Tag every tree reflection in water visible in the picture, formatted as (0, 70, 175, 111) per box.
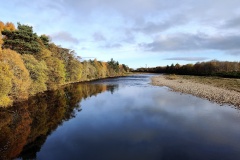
(0, 82, 117, 160)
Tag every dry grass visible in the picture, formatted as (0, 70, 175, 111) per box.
(165, 74, 179, 80)
(175, 75, 240, 93)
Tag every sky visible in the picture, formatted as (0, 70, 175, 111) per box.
(0, 0, 240, 68)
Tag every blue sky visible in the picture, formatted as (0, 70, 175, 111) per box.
(1, 0, 240, 68)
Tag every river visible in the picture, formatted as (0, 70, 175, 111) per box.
(0, 74, 240, 160)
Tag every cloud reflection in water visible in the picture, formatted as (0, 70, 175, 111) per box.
(37, 77, 240, 160)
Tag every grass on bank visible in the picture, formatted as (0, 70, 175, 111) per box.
(165, 74, 240, 93)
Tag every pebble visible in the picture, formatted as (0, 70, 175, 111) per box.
(152, 75, 240, 107)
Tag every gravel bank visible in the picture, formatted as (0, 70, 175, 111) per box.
(152, 75, 240, 107)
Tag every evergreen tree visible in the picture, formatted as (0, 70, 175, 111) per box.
(40, 34, 50, 47)
(2, 23, 40, 54)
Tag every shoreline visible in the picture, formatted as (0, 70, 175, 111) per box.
(5, 74, 131, 108)
(151, 75, 240, 107)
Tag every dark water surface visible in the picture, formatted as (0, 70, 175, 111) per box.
(1, 74, 240, 160)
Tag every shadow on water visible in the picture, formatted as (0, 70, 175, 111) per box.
(0, 82, 117, 160)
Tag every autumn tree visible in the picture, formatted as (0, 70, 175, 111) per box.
(21, 54, 49, 95)
(45, 57, 66, 89)
(0, 21, 4, 31)
(101, 62, 109, 77)
(0, 21, 4, 50)
(107, 58, 120, 76)
(66, 58, 82, 82)
(137, 60, 240, 78)
(0, 49, 31, 100)
(85, 60, 98, 79)
(48, 43, 71, 62)
(0, 35, 2, 51)
(0, 21, 129, 107)
(0, 62, 13, 107)
(48, 44, 83, 82)
(4, 22, 16, 31)
(92, 59, 103, 78)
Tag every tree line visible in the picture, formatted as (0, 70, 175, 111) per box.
(0, 21, 129, 107)
(135, 60, 240, 78)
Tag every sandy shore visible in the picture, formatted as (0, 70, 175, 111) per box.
(152, 75, 240, 107)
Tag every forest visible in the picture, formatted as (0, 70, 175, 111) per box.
(0, 21, 129, 107)
(135, 61, 240, 78)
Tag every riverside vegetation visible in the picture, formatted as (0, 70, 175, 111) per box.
(135, 60, 240, 78)
(134, 54, 240, 107)
(0, 21, 129, 107)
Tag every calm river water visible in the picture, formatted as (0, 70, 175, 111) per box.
(1, 74, 240, 160)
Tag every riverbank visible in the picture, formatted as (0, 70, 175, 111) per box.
(151, 75, 240, 107)
(13, 74, 131, 106)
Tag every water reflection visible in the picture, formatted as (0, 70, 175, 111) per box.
(0, 74, 240, 160)
(0, 83, 114, 160)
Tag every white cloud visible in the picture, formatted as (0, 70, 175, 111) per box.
(93, 32, 106, 41)
(2, 0, 240, 67)
(51, 31, 79, 44)
(164, 57, 208, 61)
(139, 33, 240, 52)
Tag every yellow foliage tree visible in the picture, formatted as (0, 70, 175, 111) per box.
(4, 22, 16, 31)
(36, 48, 52, 60)
(0, 36, 2, 51)
(66, 58, 83, 82)
(0, 49, 31, 100)
(0, 21, 3, 50)
(0, 62, 13, 107)
(0, 21, 4, 31)
(37, 49, 66, 89)
(81, 61, 97, 80)
(21, 54, 49, 95)
(101, 62, 109, 77)
(93, 59, 102, 78)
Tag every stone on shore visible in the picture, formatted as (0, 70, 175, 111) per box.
(152, 75, 240, 107)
